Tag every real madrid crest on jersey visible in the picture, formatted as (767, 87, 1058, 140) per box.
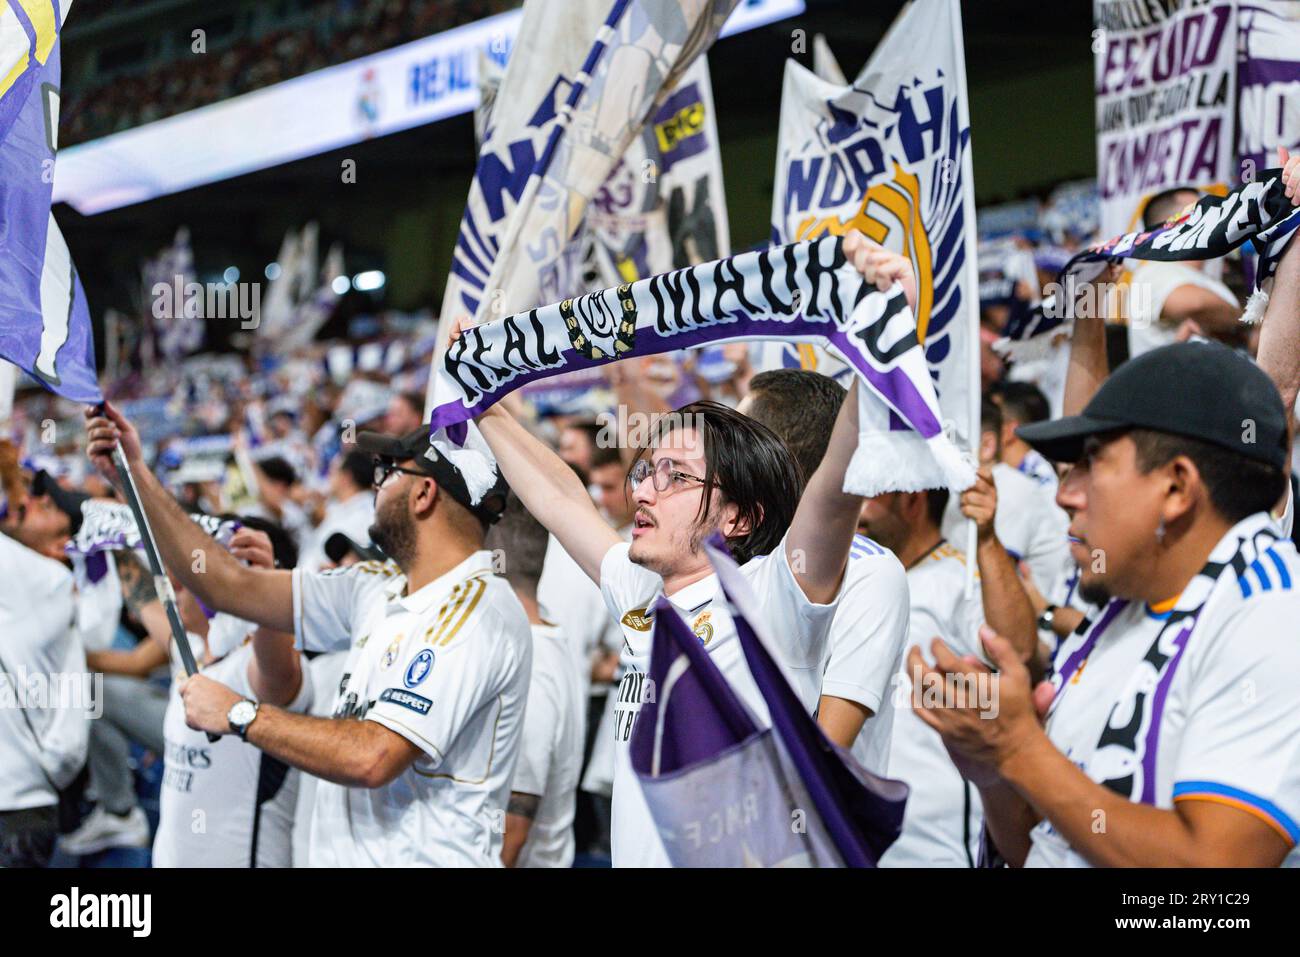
(404, 648, 435, 688)
(381, 635, 404, 669)
(560, 284, 637, 360)
(692, 610, 714, 646)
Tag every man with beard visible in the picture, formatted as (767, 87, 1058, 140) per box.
(84, 409, 532, 867)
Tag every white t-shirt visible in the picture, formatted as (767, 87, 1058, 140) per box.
(1127, 260, 1238, 360)
(0, 534, 87, 809)
(292, 552, 533, 867)
(945, 463, 1071, 594)
(1027, 520, 1300, 867)
(291, 649, 348, 868)
(599, 535, 842, 867)
(1014, 449, 1059, 494)
(154, 640, 314, 867)
(880, 542, 987, 867)
(538, 532, 622, 700)
(511, 623, 584, 868)
(817, 534, 910, 775)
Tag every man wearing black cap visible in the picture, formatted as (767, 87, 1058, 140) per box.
(911, 340, 1300, 866)
(85, 406, 533, 867)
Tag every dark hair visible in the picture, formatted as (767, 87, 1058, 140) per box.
(589, 443, 624, 471)
(225, 514, 299, 570)
(744, 369, 847, 483)
(256, 456, 297, 486)
(399, 391, 425, 419)
(565, 419, 602, 450)
(925, 488, 950, 528)
(993, 380, 1050, 426)
(630, 400, 802, 564)
(484, 492, 549, 592)
(1142, 186, 1199, 230)
(338, 450, 373, 492)
(980, 398, 1002, 436)
(1129, 428, 1286, 524)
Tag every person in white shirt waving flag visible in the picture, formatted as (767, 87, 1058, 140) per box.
(84, 408, 534, 868)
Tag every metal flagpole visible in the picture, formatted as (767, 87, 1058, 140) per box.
(100, 412, 218, 741)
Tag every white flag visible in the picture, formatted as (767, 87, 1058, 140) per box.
(769, 0, 980, 451)
(446, 0, 737, 327)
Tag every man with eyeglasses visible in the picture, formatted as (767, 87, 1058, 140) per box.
(466, 230, 910, 866)
(83, 408, 534, 867)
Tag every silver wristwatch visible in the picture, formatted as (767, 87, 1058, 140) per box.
(227, 699, 259, 740)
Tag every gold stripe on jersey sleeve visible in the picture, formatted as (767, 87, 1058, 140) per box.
(436, 574, 487, 646)
(422, 583, 465, 644)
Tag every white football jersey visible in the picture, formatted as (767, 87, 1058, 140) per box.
(1028, 517, 1300, 867)
(511, 623, 584, 868)
(944, 463, 1071, 593)
(817, 534, 910, 775)
(599, 535, 847, 867)
(154, 640, 313, 867)
(879, 542, 987, 867)
(292, 552, 533, 867)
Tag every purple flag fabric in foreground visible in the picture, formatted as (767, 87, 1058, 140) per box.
(630, 540, 908, 867)
(0, 0, 101, 404)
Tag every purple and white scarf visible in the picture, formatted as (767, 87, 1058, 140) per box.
(428, 235, 974, 495)
(997, 171, 1300, 361)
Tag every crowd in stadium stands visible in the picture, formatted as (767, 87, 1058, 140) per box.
(62, 0, 515, 145)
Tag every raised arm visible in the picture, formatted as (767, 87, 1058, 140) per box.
(960, 466, 1038, 664)
(786, 377, 862, 604)
(1060, 265, 1117, 417)
(474, 402, 621, 584)
(225, 527, 303, 707)
(85, 401, 294, 632)
(784, 232, 918, 605)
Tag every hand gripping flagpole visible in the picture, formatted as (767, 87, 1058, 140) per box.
(96, 405, 218, 742)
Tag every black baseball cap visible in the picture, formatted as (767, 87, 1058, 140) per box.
(31, 470, 89, 536)
(1017, 341, 1288, 471)
(355, 428, 509, 525)
(324, 532, 384, 565)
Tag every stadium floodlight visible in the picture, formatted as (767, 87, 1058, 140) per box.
(265, 262, 282, 280)
(352, 270, 386, 292)
(331, 276, 351, 295)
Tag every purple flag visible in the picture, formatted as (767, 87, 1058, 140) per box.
(0, 0, 101, 404)
(630, 540, 907, 867)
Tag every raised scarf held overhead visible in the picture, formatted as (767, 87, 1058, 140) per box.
(996, 170, 1300, 361)
(427, 236, 975, 496)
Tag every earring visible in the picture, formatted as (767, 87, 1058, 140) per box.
(1155, 518, 1166, 544)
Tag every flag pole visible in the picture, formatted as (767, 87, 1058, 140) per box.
(98, 407, 217, 741)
